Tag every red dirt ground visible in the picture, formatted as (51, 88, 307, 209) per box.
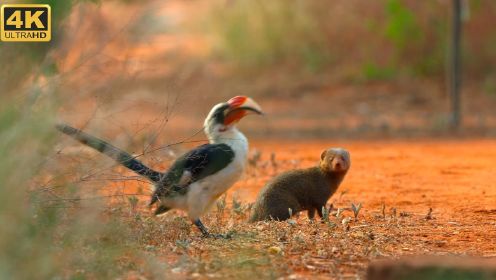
(88, 140, 496, 278)
(84, 139, 496, 278)
(99, 139, 496, 220)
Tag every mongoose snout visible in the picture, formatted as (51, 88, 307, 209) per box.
(250, 148, 351, 222)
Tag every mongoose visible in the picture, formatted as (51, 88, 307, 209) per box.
(250, 148, 350, 222)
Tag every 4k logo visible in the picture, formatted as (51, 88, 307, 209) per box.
(1, 4, 51, 42)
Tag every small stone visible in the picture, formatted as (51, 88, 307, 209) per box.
(145, 245, 156, 251)
(342, 217, 352, 226)
(351, 231, 366, 239)
(171, 267, 182, 274)
(287, 219, 297, 226)
(268, 246, 282, 254)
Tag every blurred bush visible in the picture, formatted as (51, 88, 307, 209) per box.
(0, 94, 152, 278)
(0, 95, 56, 278)
(0, 1, 164, 278)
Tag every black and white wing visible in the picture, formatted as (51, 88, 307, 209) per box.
(150, 143, 235, 205)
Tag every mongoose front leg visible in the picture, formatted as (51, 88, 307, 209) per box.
(193, 219, 231, 239)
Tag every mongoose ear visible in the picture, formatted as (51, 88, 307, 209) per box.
(320, 150, 327, 160)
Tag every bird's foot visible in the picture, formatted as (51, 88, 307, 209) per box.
(194, 219, 233, 239)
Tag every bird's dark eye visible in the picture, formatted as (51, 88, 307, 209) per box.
(211, 104, 230, 125)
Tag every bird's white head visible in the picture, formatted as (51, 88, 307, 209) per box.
(204, 96, 263, 143)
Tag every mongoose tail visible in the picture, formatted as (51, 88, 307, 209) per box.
(55, 123, 163, 183)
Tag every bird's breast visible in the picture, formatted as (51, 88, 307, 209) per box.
(199, 142, 247, 198)
(202, 129, 249, 196)
(207, 155, 245, 195)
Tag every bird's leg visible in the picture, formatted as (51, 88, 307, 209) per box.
(193, 219, 210, 236)
(193, 219, 231, 239)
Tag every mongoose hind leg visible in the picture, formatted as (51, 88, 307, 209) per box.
(308, 208, 316, 220)
(315, 205, 329, 223)
(316, 205, 325, 219)
(268, 202, 301, 221)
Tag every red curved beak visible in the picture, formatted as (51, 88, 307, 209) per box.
(224, 96, 263, 126)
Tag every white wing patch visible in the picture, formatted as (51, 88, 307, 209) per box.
(179, 170, 193, 186)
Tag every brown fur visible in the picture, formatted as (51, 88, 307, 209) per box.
(250, 148, 350, 222)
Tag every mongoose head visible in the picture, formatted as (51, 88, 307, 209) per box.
(320, 148, 351, 173)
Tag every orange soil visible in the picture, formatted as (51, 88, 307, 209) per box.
(236, 139, 496, 255)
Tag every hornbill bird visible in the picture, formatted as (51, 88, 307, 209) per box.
(56, 96, 263, 237)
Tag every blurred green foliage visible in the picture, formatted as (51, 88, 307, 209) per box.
(0, 97, 55, 278)
(384, 0, 422, 51)
(209, 0, 330, 72)
(381, 0, 446, 77)
(361, 62, 396, 82)
(0, 62, 154, 280)
(208, 0, 496, 82)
